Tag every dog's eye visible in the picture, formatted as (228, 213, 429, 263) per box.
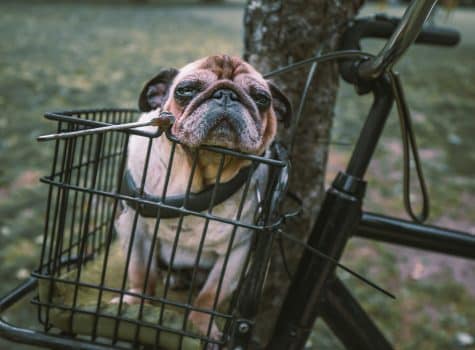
(175, 84, 199, 101)
(252, 91, 271, 109)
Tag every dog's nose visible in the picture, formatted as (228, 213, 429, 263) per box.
(212, 89, 239, 103)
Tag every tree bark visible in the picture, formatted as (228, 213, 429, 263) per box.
(243, 0, 363, 346)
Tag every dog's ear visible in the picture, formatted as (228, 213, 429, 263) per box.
(139, 68, 179, 112)
(267, 81, 292, 128)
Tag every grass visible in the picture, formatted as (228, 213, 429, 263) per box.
(0, 1, 474, 349)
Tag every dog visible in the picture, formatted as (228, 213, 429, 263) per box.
(113, 55, 291, 345)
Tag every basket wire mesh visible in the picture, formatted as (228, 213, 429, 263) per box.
(32, 109, 290, 349)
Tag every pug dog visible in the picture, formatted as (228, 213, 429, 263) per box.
(113, 55, 291, 345)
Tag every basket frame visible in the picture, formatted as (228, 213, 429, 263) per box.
(14, 109, 290, 350)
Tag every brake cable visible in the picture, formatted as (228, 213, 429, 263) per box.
(261, 49, 434, 300)
(266, 49, 431, 223)
(389, 71, 430, 222)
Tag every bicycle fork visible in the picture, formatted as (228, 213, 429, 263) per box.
(268, 76, 394, 350)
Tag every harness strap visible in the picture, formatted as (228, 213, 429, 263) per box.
(121, 165, 254, 218)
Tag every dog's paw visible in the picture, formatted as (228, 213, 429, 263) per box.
(110, 288, 147, 305)
(203, 331, 224, 350)
(188, 310, 223, 348)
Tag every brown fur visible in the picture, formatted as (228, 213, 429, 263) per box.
(159, 56, 279, 186)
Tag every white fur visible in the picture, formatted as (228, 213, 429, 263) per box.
(117, 111, 266, 268)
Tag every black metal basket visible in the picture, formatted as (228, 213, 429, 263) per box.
(28, 108, 291, 350)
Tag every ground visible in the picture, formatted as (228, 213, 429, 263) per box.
(0, 1, 474, 349)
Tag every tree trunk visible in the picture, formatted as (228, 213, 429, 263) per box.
(243, 0, 363, 346)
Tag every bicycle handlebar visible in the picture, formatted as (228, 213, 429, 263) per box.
(341, 15, 460, 51)
(341, 0, 460, 82)
(340, 15, 460, 85)
(359, 0, 438, 78)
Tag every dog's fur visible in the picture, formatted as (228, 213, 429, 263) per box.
(113, 55, 291, 343)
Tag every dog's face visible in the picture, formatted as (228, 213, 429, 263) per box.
(138, 55, 291, 154)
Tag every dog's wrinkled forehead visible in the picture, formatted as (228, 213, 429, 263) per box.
(138, 55, 292, 129)
(174, 55, 267, 87)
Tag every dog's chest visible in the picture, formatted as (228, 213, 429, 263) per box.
(141, 180, 258, 267)
(126, 123, 265, 268)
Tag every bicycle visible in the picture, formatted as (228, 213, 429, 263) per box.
(0, 0, 474, 349)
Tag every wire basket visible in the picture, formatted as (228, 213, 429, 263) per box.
(32, 108, 291, 350)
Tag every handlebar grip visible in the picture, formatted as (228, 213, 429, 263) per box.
(340, 15, 460, 52)
(416, 25, 461, 46)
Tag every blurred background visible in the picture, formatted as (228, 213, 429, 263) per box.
(0, 0, 473, 349)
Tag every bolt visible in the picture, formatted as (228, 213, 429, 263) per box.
(238, 322, 250, 334)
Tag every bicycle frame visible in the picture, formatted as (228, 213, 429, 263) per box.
(268, 73, 475, 350)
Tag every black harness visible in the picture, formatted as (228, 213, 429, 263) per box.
(121, 166, 254, 219)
